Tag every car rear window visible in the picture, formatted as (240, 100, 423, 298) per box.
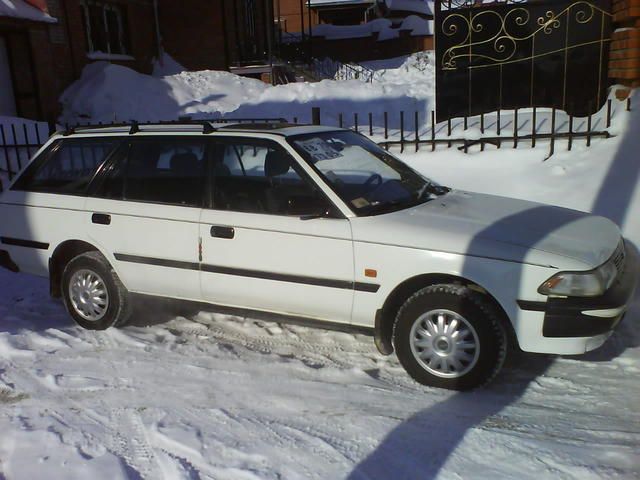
(12, 138, 120, 195)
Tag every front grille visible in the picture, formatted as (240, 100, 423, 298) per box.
(612, 240, 626, 273)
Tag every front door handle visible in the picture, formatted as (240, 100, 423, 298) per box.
(210, 226, 235, 239)
(92, 213, 111, 225)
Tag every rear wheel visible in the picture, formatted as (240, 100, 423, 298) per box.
(61, 251, 131, 330)
(393, 284, 507, 390)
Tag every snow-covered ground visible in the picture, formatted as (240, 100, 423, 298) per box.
(1, 56, 639, 479)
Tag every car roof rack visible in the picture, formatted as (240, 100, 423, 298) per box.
(59, 118, 290, 137)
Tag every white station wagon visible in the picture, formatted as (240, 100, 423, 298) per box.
(0, 121, 636, 390)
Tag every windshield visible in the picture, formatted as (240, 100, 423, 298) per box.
(289, 131, 447, 216)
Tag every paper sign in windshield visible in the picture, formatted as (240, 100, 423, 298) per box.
(296, 138, 343, 161)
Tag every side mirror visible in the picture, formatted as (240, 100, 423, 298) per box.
(287, 195, 335, 219)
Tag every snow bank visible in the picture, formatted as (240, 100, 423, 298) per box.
(58, 54, 435, 126)
(0, 0, 56, 23)
(152, 52, 187, 78)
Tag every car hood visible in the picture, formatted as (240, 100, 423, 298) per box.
(352, 190, 621, 269)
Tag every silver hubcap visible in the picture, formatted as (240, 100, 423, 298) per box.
(409, 309, 480, 378)
(69, 269, 109, 322)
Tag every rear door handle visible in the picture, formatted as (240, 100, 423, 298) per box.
(92, 213, 111, 225)
(210, 226, 235, 239)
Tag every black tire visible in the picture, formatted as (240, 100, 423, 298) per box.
(393, 284, 507, 390)
(61, 251, 131, 330)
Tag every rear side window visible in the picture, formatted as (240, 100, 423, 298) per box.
(12, 139, 119, 195)
(96, 138, 207, 207)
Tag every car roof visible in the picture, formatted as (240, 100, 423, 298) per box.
(52, 121, 345, 139)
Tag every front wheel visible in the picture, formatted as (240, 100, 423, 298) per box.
(393, 284, 507, 390)
(61, 251, 131, 330)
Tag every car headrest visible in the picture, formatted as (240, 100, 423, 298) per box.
(264, 150, 290, 178)
(170, 152, 199, 175)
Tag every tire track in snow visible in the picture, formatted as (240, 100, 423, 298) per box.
(91, 330, 164, 479)
(167, 315, 420, 392)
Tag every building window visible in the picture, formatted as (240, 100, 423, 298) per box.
(80, 1, 130, 55)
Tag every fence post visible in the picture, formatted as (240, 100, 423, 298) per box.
(0, 125, 8, 180)
(369, 113, 373, 136)
(627, 97, 631, 111)
(354, 113, 359, 133)
(339, 113, 343, 128)
(384, 111, 388, 139)
(587, 112, 592, 147)
(497, 109, 501, 149)
(11, 124, 21, 173)
(35, 122, 42, 145)
(568, 115, 573, 151)
(414, 111, 419, 152)
(431, 110, 435, 152)
(606, 99, 612, 128)
(400, 111, 405, 153)
(21, 123, 30, 169)
(447, 118, 452, 148)
(480, 112, 485, 152)
(513, 108, 518, 149)
(531, 107, 537, 148)
(549, 107, 556, 158)
(311, 107, 321, 125)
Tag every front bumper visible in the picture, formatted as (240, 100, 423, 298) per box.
(518, 243, 638, 339)
(0, 249, 19, 273)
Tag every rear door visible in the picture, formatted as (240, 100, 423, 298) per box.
(85, 136, 206, 300)
(199, 137, 358, 323)
(1, 137, 120, 276)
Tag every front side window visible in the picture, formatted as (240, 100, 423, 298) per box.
(96, 138, 207, 207)
(290, 131, 447, 216)
(12, 139, 119, 195)
(80, 1, 129, 55)
(212, 140, 331, 216)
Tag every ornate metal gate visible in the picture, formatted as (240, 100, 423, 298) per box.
(435, 0, 613, 122)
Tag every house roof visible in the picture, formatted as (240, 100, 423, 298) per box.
(383, 0, 433, 15)
(0, 0, 57, 23)
(308, 0, 375, 7)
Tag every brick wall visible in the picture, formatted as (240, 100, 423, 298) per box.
(158, 0, 227, 71)
(609, 0, 640, 90)
(276, 0, 314, 34)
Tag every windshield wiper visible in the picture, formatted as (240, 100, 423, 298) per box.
(416, 182, 450, 200)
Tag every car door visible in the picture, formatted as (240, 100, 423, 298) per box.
(2, 137, 122, 276)
(85, 136, 206, 301)
(199, 137, 356, 323)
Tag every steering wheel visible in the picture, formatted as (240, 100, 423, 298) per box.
(363, 173, 383, 191)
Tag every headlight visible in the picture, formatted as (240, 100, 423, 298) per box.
(538, 253, 620, 297)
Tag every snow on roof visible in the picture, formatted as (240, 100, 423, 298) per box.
(309, 0, 374, 6)
(384, 0, 433, 15)
(311, 15, 432, 40)
(0, 0, 57, 23)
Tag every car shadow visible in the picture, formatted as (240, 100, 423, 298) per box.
(348, 97, 639, 479)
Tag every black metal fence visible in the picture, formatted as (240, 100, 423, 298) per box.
(0, 121, 50, 181)
(1, 97, 631, 180)
(435, 0, 613, 122)
(308, 98, 628, 157)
